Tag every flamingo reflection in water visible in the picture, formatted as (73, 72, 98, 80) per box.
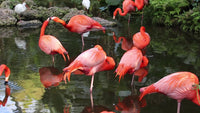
(81, 92, 115, 113)
(0, 84, 11, 107)
(112, 32, 133, 51)
(115, 94, 146, 113)
(39, 67, 63, 88)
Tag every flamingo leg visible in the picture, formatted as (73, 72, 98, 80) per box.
(52, 55, 55, 63)
(81, 34, 85, 51)
(177, 100, 181, 113)
(131, 74, 135, 87)
(90, 74, 95, 93)
(81, 34, 85, 47)
(128, 14, 131, 27)
(90, 91, 94, 111)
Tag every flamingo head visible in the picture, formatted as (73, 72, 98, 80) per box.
(0, 64, 11, 84)
(140, 26, 146, 32)
(50, 16, 67, 26)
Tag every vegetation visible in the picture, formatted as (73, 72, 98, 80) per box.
(143, 0, 200, 32)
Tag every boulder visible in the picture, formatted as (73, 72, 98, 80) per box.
(17, 20, 42, 28)
(21, 6, 70, 21)
(92, 17, 117, 27)
(0, 8, 17, 26)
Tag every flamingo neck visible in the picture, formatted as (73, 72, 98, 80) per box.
(40, 19, 50, 37)
(113, 8, 128, 16)
(0, 64, 10, 82)
(113, 34, 123, 43)
(140, 27, 150, 43)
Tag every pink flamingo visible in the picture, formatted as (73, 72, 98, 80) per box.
(63, 45, 115, 93)
(39, 17, 70, 63)
(139, 72, 200, 113)
(113, 0, 136, 24)
(115, 47, 148, 86)
(51, 15, 105, 47)
(0, 64, 10, 84)
(132, 26, 150, 50)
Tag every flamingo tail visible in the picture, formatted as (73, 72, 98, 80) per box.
(115, 64, 131, 82)
(63, 61, 83, 83)
(139, 85, 158, 101)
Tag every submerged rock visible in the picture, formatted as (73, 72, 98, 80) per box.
(17, 20, 42, 29)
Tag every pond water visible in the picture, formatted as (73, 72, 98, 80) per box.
(0, 18, 200, 113)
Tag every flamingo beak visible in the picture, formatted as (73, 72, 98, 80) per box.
(25, 4, 30, 10)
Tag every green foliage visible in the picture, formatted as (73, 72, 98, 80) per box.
(105, 0, 122, 6)
(144, 0, 200, 32)
(176, 7, 200, 32)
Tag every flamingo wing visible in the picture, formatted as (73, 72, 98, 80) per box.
(39, 35, 67, 55)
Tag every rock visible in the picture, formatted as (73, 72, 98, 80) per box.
(61, 8, 85, 21)
(0, 0, 17, 9)
(92, 17, 117, 27)
(0, 8, 17, 26)
(17, 20, 42, 28)
(21, 6, 70, 21)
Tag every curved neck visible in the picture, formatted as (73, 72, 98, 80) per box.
(113, 34, 124, 43)
(40, 19, 50, 37)
(0, 64, 10, 82)
(113, 8, 128, 16)
(51, 17, 69, 30)
(140, 27, 150, 42)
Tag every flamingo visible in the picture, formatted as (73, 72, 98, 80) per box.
(132, 26, 150, 50)
(39, 67, 63, 88)
(112, 32, 133, 51)
(113, 0, 136, 24)
(0, 64, 11, 84)
(115, 47, 148, 86)
(39, 17, 70, 63)
(51, 15, 105, 47)
(14, 2, 28, 14)
(82, 0, 90, 12)
(139, 72, 200, 113)
(63, 45, 115, 93)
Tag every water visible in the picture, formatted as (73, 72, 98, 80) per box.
(0, 19, 200, 113)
